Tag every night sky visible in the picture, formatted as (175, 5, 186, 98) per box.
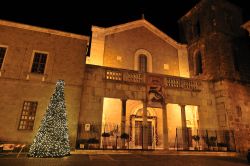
(0, 0, 250, 42)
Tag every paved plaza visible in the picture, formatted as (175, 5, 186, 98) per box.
(0, 152, 249, 166)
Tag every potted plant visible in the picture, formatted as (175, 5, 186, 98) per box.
(77, 139, 87, 149)
(217, 143, 228, 151)
(209, 136, 217, 151)
(102, 132, 111, 137)
(120, 133, 129, 149)
(192, 135, 200, 150)
(87, 138, 99, 149)
(101, 131, 110, 149)
(202, 136, 217, 151)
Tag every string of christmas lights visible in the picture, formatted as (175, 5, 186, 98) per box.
(28, 80, 70, 157)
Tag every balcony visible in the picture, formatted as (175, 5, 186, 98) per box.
(104, 67, 201, 91)
(105, 69, 145, 84)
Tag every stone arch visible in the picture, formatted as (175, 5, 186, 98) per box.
(193, 50, 203, 75)
(131, 104, 156, 117)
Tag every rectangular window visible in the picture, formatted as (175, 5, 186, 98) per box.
(0, 47, 7, 69)
(31, 52, 47, 74)
(18, 101, 38, 130)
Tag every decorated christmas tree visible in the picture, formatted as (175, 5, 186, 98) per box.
(28, 80, 70, 157)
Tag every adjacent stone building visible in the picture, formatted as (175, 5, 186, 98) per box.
(0, 0, 249, 153)
(178, 0, 250, 152)
(0, 20, 89, 148)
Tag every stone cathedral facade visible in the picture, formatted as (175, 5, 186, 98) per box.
(0, 0, 249, 153)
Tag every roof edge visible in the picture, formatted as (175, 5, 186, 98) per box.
(0, 19, 89, 41)
(92, 19, 187, 49)
(178, 0, 205, 22)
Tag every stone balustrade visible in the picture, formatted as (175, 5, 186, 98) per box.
(104, 67, 201, 91)
(105, 69, 145, 84)
(106, 70, 123, 81)
(165, 76, 201, 91)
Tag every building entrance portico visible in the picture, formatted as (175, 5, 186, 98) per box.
(99, 97, 201, 150)
(130, 108, 157, 149)
(77, 64, 235, 152)
(101, 98, 159, 149)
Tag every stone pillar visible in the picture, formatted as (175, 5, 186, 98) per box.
(180, 104, 187, 150)
(142, 100, 148, 150)
(121, 99, 127, 148)
(162, 102, 169, 150)
(121, 99, 127, 134)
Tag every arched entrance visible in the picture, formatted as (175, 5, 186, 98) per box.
(129, 108, 157, 149)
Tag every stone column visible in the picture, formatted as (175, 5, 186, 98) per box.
(121, 99, 127, 147)
(142, 100, 148, 150)
(121, 99, 127, 134)
(180, 104, 187, 150)
(162, 102, 169, 150)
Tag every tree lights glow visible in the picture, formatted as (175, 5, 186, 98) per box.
(28, 80, 70, 157)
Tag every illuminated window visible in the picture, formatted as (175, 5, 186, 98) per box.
(139, 54, 147, 72)
(18, 101, 38, 130)
(31, 52, 47, 74)
(195, 52, 203, 75)
(0, 47, 7, 69)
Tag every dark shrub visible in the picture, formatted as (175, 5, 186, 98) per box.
(102, 132, 110, 137)
(120, 133, 129, 139)
(87, 138, 99, 144)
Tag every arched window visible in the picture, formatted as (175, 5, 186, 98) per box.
(139, 54, 147, 72)
(134, 49, 152, 72)
(233, 49, 239, 72)
(195, 52, 203, 75)
(195, 20, 201, 37)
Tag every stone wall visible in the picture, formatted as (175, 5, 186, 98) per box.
(179, 0, 250, 153)
(103, 27, 180, 76)
(0, 24, 88, 84)
(179, 0, 250, 82)
(214, 80, 250, 153)
(179, 0, 243, 44)
(0, 79, 82, 148)
(187, 33, 236, 80)
(0, 22, 88, 149)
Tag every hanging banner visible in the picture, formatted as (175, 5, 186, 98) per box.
(147, 76, 164, 108)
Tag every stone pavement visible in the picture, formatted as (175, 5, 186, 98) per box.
(71, 149, 239, 156)
(0, 150, 249, 166)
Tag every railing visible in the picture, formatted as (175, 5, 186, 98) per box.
(77, 123, 158, 150)
(106, 70, 123, 81)
(104, 68, 201, 91)
(77, 122, 235, 152)
(165, 77, 201, 91)
(105, 69, 145, 84)
(173, 128, 236, 152)
(0, 142, 30, 158)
